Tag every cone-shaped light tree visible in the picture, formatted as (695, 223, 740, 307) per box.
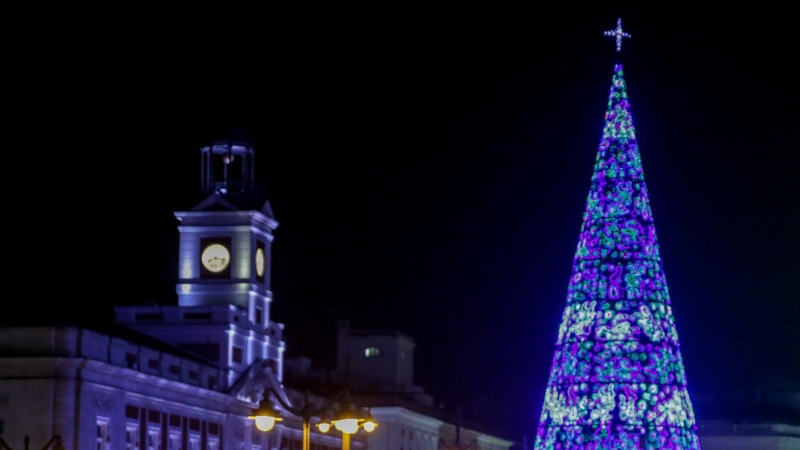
(533, 20, 702, 450)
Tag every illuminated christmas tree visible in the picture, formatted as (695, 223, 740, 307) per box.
(533, 20, 701, 450)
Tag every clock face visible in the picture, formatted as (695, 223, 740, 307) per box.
(255, 248, 265, 277)
(201, 244, 230, 273)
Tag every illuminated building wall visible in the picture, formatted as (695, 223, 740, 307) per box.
(534, 65, 702, 449)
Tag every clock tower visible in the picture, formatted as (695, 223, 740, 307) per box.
(175, 138, 277, 311)
(115, 132, 285, 393)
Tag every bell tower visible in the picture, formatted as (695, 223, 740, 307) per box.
(200, 136, 256, 197)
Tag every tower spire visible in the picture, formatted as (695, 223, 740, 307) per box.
(604, 18, 631, 52)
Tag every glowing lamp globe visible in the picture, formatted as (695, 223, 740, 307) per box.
(334, 418, 359, 434)
(362, 420, 377, 432)
(249, 398, 282, 433)
(254, 416, 276, 432)
(317, 423, 331, 433)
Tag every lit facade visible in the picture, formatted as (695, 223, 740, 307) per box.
(0, 326, 251, 450)
(0, 137, 364, 450)
(0, 325, 364, 450)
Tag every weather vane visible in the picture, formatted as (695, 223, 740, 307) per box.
(604, 18, 630, 52)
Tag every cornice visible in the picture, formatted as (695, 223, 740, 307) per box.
(370, 406, 444, 431)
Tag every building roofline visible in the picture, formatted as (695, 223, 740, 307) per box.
(344, 330, 416, 343)
(349, 393, 515, 443)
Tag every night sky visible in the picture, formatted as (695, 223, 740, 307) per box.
(32, 6, 799, 441)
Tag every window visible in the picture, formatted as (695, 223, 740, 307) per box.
(126, 423, 141, 450)
(232, 346, 243, 363)
(147, 428, 161, 450)
(126, 353, 139, 369)
(126, 406, 140, 420)
(96, 418, 110, 450)
(255, 308, 263, 325)
(364, 347, 381, 357)
(168, 432, 181, 450)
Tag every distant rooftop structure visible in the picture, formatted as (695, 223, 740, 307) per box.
(284, 320, 433, 405)
(335, 319, 425, 398)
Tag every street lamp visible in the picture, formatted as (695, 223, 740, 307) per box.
(248, 398, 283, 432)
(317, 393, 378, 450)
(0, 435, 64, 450)
(250, 388, 375, 450)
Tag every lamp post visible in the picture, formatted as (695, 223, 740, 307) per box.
(0, 435, 64, 450)
(439, 409, 476, 450)
(250, 388, 374, 450)
(316, 393, 378, 450)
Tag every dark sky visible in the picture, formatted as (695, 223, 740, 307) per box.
(33, 5, 799, 441)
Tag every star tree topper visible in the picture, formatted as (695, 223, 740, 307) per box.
(604, 18, 631, 52)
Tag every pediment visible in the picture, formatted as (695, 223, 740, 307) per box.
(228, 358, 290, 405)
(189, 193, 275, 222)
(191, 193, 240, 212)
